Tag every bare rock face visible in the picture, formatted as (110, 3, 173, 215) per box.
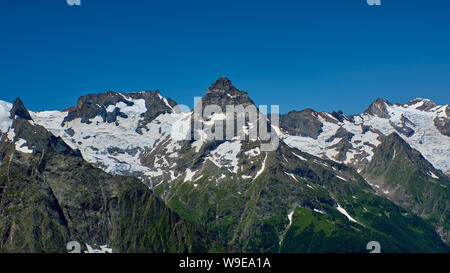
(407, 98, 438, 111)
(202, 77, 255, 110)
(280, 109, 323, 139)
(63, 91, 132, 125)
(328, 139, 353, 161)
(389, 114, 415, 137)
(330, 110, 347, 122)
(364, 98, 391, 118)
(10, 98, 32, 120)
(326, 127, 354, 143)
(62, 90, 176, 129)
(8, 98, 82, 157)
(434, 116, 450, 137)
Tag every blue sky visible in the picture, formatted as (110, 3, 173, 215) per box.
(0, 0, 449, 114)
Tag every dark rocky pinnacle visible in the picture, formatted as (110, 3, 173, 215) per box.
(10, 98, 32, 120)
(206, 77, 236, 94)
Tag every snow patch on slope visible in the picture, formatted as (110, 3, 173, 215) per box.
(335, 175, 347, 181)
(314, 208, 326, 214)
(252, 153, 267, 182)
(184, 169, 197, 182)
(15, 138, 33, 154)
(336, 203, 358, 223)
(207, 141, 241, 173)
(284, 172, 299, 182)
(292, 152, 307, 161)
(287, 210, 294, 226)
(244, 147, 261, 157)
(283, 119, 340, 158)
(428, 171, 439, 179)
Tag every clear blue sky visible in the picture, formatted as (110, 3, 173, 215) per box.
(1, 0, 449, 114)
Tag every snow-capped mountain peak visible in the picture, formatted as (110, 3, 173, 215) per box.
(281, 97, 449, 175)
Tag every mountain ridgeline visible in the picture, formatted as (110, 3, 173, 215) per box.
(0, 99, 217, 253)
(0, 77, 449, 252)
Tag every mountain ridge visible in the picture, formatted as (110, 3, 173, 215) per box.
(0, 99, 218, 252)
(0, 77, 449, 251)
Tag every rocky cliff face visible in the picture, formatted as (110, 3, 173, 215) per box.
(434, 114, 450, 137)
(0, 99, 215, 253)
(202, 77, 255, 110)
(361, 133, 449, 243)
(364, 98, 392, 118)
(280, 109, 323, 139)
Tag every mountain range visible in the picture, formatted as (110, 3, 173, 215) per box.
(0, 77, 448, 252)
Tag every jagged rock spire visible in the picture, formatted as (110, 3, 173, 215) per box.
(202, 77, 254, 109)
(364, 98, 391, 118)
(206, 77, 237, 94)
(10, 98, 32, 120)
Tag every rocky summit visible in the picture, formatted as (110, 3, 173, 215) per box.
(0, 77, 449, 252)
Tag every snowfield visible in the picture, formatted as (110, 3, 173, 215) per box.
(29, 94, 188, 181)
(1, 95, 447, 191)
(281, 98, 450, 174)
